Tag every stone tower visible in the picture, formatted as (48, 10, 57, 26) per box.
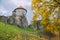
(9, 6, 28, 28)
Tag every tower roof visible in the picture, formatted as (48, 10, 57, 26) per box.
(13, 6, 27, 12)
(17, 6, 24, 9)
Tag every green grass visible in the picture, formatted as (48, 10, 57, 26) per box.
(0, 22, 41, 40)
(0, 22, 20, 40)
(0, 22, 36, 32)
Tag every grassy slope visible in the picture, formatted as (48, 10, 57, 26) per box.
(0, 22, 43, 40)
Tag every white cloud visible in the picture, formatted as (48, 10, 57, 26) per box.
(10, 0, 31, 7)
(0, 6, 8, 16)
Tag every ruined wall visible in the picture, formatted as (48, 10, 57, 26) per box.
(0, 16, 8, 23)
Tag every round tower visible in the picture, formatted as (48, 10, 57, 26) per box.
(12, 6, 28, 28)
(13, 6, 27, 16)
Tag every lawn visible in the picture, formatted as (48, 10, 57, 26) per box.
(0, 22, 42, 40)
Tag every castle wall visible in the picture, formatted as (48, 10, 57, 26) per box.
(7, 14, 28, 28)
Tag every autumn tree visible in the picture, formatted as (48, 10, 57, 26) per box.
(32, 0, 60, 35)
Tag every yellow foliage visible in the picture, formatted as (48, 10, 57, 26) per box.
(41, 20, 48, 25)
(46, 24, 53, 32)
(45, 23, 58, 34)
(32, 0, 60, 34)
(57, 19, 60, 23)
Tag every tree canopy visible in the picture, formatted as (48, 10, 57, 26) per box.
(32, 0, 60, 35)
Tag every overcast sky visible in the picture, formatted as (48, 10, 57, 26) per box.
(0, 0, 33, 24)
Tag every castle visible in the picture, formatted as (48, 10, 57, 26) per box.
(0, 6, 28, 28)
